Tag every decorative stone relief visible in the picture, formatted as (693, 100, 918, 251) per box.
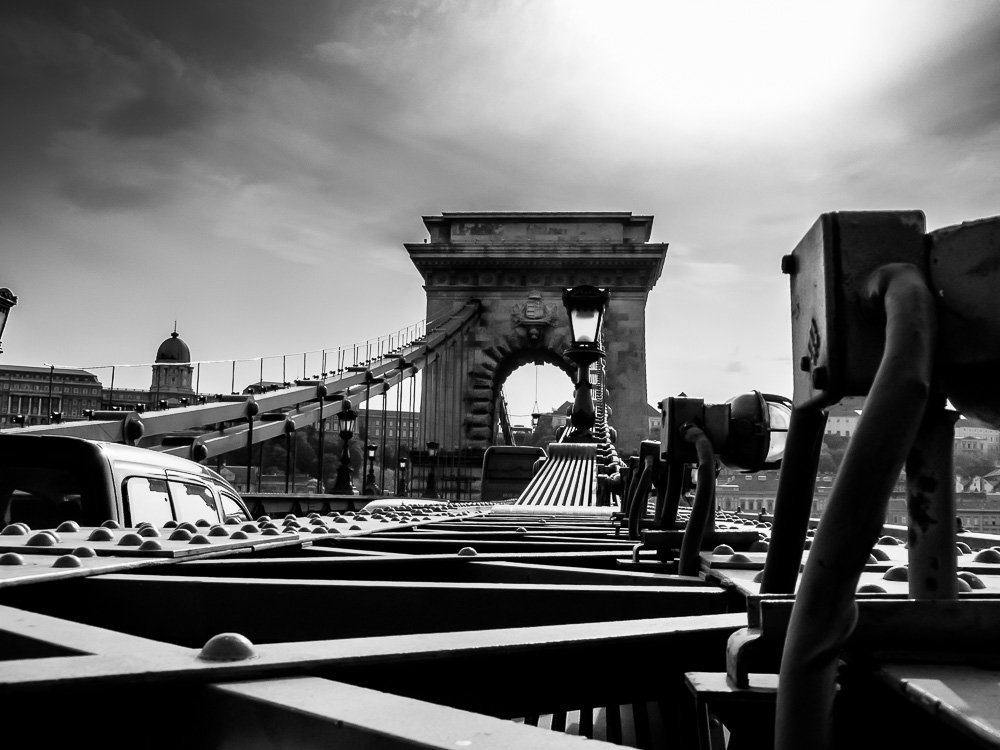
(511, 293, 558, 345)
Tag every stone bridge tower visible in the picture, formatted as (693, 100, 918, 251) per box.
(406, 212, 668, 456)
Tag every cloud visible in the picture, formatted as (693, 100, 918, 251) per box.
(878, 9, 1000, 140)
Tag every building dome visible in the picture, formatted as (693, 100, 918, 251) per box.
(155, 330, 191, 364)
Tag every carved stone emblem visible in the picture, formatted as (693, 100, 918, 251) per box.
(511, 293, 558, 343)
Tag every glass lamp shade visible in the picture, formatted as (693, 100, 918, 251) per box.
(763, 396, 792, 464)
(337, 407, 357, 434)
(367, 444, 377, 460)
(719, 391, 792, 471)
(571, 308, 601, 344)
(562, 286, 609, 347)
(399, 457, 408, 471)
(427, 441, 439, 458)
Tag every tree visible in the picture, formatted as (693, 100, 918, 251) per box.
(954, 448, 999, 480)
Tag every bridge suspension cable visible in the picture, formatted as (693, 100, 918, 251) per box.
(12, 302, 484, 467)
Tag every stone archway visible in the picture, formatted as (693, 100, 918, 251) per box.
(407, 212, 668, 455)
(471, 313, 576, 442)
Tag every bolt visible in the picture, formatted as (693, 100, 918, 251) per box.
(810, 366, 829, 390)
(780, 254, 798, 274)
(799, 355, 812, 372)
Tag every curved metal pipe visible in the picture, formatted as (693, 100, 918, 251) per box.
(655, 458, 684, 530)
(760, 405, 828, 593)
(627, 455, 655, 540)
(677, 424, 716, 577)
(621, 458, 639, 517)
(775, 264, 936, 750)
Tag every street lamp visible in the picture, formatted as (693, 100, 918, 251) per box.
(397, 456, 409, 496)
(660, 391, 792, 471)
(363, 444, 379, 495)
(562, 285, 610, 442)
(654, 391, 792, 575)
(0, 287, 17, 355)
(332, 405, 357, 494)
(424, 440, 439, 498)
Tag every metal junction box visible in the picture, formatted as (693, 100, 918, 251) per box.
(785, 210, 926, 409)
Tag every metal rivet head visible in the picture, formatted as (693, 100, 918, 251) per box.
(56, 521, 80, 533)
(118, 533, 143, 546)
(189, 534, 211, 545)
(883, 565, 909, 581)
(457, 547, 477, 557)
(780, 254, 797, 274)
(1, 524, 27, 536)
(101, 520, 121, 529)
(197, 632, 257, 662)
(52, 555, 83, 568)
(138, 540, 163, 552)
(857, 583, 886, 594)
(208, 526, 230, 537)
(26, 532, 57, 547)
(0, 552, 26, 566)
(71, 546, 97, 558)
(810, 365, 829, 390)
(958, 571, 986, 589)
(88, 527, 115, 542)
(973, 548, 1000, 563)
(138, 526, 161, 538)
(168, 528, 193, 541)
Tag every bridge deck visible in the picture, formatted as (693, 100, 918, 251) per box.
(1, 504, 999, 748)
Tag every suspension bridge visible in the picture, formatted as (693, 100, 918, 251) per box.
(1, 210, 1000, 749)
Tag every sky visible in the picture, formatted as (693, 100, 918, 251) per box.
(2, 0, 1000, 426)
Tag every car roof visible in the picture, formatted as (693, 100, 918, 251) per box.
(0, 434, 238, 493)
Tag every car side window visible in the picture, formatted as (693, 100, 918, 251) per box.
(124, 477, 173, 527)
(168, 480, 220, 524)
(219, 490, 249, 522)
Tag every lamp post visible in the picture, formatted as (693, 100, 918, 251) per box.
(397, 456, 408, 497)
(332, 406, 357, 494)
(0, 287, 17, 355)
(562, 285, 610, 442)
(424, 440, 439, 498)
(363, 444, 379, 495)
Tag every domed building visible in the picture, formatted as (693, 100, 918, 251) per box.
(150, 328, 194, 399)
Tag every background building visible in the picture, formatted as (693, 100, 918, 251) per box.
(0, 365, 103, 426)
(0, 328, 198, 426)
